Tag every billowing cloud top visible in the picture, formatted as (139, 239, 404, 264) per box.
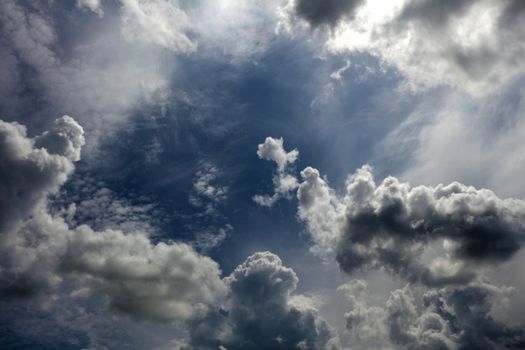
(255, 137, 525, 287)
(184, 251, 340, 350)
(298, 164, 525, 286)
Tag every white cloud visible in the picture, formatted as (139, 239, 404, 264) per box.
(120, 0, 196, 53)
(381, 90, 525, 199)
(191, 163, 228, 206)
(253, 137, 300, 207)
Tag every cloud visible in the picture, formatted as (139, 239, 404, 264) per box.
(253, 137, 299, 207)
(339, 280, 525, 350)
(282, 0, 525, 95)
(257, 136, 299, 172)
(294, 0, 365, 27)
(0, 116, 84, 234)
(382, 89, 525, 199)
(119, 0, 196, 53)
(190, 162, 228, 209)
(0, 117, 227, 321)
(0, 0, 177, 154)
(184, 251, 341, 350)
(297, 163, 525, 286)
(76, 0, 104, 16)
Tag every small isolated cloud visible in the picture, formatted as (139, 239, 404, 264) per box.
(184, 251, 341, 350)
(253, 137, 299, 207)
(190, 162, 228, 210)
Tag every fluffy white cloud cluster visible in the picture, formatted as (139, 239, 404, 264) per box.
(281, 0, 525, 95)
(0, 116, 227, 321)
(253, 137, 300, 207)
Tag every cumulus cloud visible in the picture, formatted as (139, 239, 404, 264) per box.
(0, 117, 227, 321)
(297, 164, 525, 286)
(254, 136, 525, 286)
(253, 137, 299, 207)
(0, 116, 84, 234)
(339, 280, 525, 350)
(282, 0, 525, 95)
(184, 251, 341, 350)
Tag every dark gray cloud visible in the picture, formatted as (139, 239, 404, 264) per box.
(297, 164, 525, 286)
(397, 0, 473, 28)
(294, 0, 365, 27)
(184, 251, 341, 350)
(339, 280, 525, 350)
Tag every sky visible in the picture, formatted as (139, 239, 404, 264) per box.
(1, 0, 525, 349)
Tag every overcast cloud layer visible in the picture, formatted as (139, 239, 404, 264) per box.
(1, 0, 525, 349)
